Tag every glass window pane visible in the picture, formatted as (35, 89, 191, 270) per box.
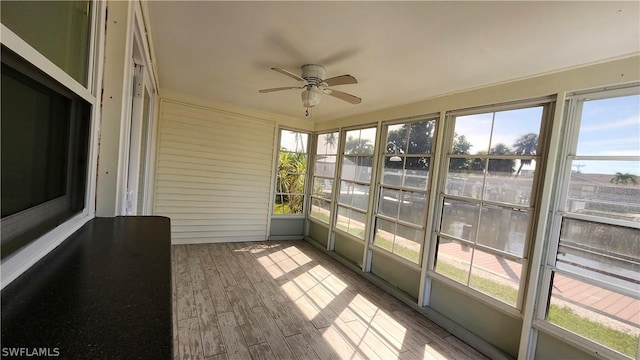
(2, 1, 92, 85)
(314, 155, 336, 177)
(288, 194, 304, 214)
(577, 95, 640, 156)
(378, 188, 400, 218)
(469, 248, 521, 306)
(350, 184, 370, 212)
(354, 156, 373, 182)
(398, 191, 427, 226)
(490, 107, 542, 155)
(452, 113, 493, 155)
(548, 272, 639, 358)
(316, 132, 338, 155)
(359, 128, 377, 155)
(338, 181, 354, 207)
(273, 194, 286, 214)
(393, 224, 422, 263)
(477, 205, 529, 256)
(557, 219, 639, 291)
(341, 156, 358, 181)
(312, 178, 333, 200)
(280, 130, 308, 152)
(441, 198, 479, 240)
(385, 124, 407, 154)
(374, 218, 395, 252)
(382, 157, 403, 186)
(1, 69, 71, 217)
(566, 160, 640, 222)
(446, 159, 484, 198)
(345, 128, 375, 155)
(348, 210, 366, 239)
(486, 158, 515, 175)
(336, 206, 350, 233)
(275, 130, 308, 216)
(435, 238, 472, 285)
(484, 162, 536, 206)
(407, 120, 435, 154)
(310, 199, 331, 224)
(404, 158, 430, 190)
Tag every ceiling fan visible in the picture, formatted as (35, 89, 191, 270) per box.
(259, 64, 361, 116)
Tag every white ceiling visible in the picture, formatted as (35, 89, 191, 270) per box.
(146, 1, 639, 122)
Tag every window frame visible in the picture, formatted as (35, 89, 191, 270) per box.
(372, 117, 438, 266)
(0, 0, 105, 288)
(429, 98, 553, 313)
(534, 85, 640, 360)
(308, 131, 339, 226)
(273, 128, 310, 217)
(334, 125, 378, 241)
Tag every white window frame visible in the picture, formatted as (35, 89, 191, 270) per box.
(308, 131, 340, 227)
(429, 98, 553, 315)
(371, 116, 439, 268)
(272, 128, 310, 217)
(533, 84, 640, 360)
(0, 0, 106, 288)
(334, 125, 379, 242)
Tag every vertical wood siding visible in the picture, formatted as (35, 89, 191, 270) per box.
(154, 100, 275, 244)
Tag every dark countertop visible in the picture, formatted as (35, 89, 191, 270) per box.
(1, 216, 172, 359)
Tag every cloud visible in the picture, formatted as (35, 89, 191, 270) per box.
(581, 115, 640, 132)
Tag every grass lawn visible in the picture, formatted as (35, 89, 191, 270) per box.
(273, 203, 293, 214)
(436, 260, 638, 357)
(548, 304, 638, 358)
(373, 236, 420, 263)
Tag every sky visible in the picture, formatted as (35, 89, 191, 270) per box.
(455, 96, 640, 176)
(281, 95, 639, 176)
(577, 94, 640, 175)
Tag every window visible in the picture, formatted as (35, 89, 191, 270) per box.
(373, 119, 436, 264)
(336, 127, 377, 239)
(434, 104, 548, 307)
(273, 129, 308, 215)
(1, 48, 91, 259)
(1, 1, 93, 85)
(310, 132, 338, 224)
(541, 88, 639, 358)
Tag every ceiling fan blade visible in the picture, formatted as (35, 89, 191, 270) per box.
(271, 67, 305, 82)
(326, 88, 361, 104)
(259, 86, 302, 93)
(323, 74, 357, 86)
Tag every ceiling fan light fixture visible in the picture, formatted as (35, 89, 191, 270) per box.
(301, 86, 322, 108)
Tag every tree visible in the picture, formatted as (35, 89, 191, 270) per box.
(610, 172, 638, 185)
(487, 143, 515, 173)
(450, 133, 472, 170)
(385, 121, 435, 171)
(345, 136, 373, 155)
(513, 133, 538, 176)
(321, 132, 337, 153)
(276, 150, 306, 213)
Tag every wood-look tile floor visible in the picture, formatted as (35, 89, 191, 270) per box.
(172, 240, 487, 360)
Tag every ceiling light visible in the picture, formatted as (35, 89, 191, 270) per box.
(301, 85, 321, 108)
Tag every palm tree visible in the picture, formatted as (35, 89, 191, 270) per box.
(345, 136, 373, 155)
(610, 172, 638, 185)
(513, 133, 538, 176)
(276, 151, 307, 213)
(323, 132, 337, 152)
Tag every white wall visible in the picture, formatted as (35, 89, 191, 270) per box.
(154, 91, 311, 244)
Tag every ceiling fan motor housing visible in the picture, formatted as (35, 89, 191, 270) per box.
(301, 64, 326, 86)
